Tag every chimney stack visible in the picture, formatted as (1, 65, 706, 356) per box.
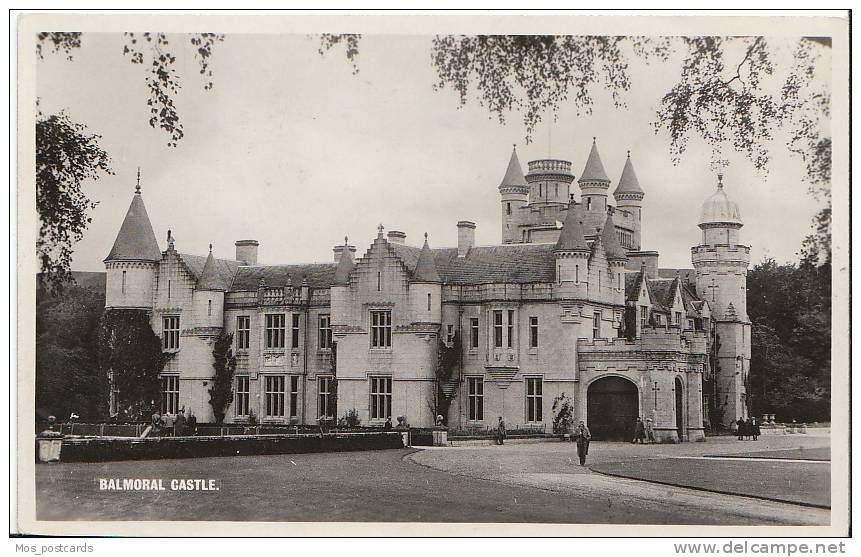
(235, 240, 259, 265)
(333, 243, 357, 262)
(387, 230, 406, 245)
(457, 221, 476, 258)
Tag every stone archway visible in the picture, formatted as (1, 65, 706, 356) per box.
(587, 376, 639, 441)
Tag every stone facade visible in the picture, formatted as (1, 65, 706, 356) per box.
(103, 143, 750, 438)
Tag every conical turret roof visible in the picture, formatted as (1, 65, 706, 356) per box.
(196, 246, 224, 290)
(554, 203, 589, 252)
(332, 238, 355, 286)
(105, 189, 162, 262)
(600, 212, 627, 260)
(412, 234, 441, 283)
(614, 152, 644, 195)
(498, 146, 528, 189)
(579, 139, 610, 183)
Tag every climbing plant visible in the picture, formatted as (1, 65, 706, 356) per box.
(433, 331, 462, 424)
(98, 309, 170, 421)
(208, 331, 237, 424)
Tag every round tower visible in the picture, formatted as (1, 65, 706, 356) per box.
(409, 233, 442, 324)
(331, 236, 355, 326)
(192, 244, 225, 329)
(525, 158, 574, 206)
(103, 170, 161, 310)
(613, 151, 645, 251)
(691, 174, 751, 425)
(498, 146, 529, 244)
(553, 202, 590, 300)
(578, 138, 612, 235)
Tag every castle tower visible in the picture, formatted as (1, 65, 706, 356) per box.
(600, 210, 628, 306)
(409, 233, 442, 324)
(578, 138, 612, 234)
(553, 202, 590, 299)
(331, 236, 355, 326)
(104, 170, 161, 310)
(691, 175, 751, 426)
(193, 245, 225, 329)
(525, 158, 574, 206)
(613, 152, 645, 251)
(498, 146, 529, 244)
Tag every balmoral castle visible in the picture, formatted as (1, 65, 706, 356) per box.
(104, 140, 751, 441)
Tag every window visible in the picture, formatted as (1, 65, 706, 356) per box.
(687, 319, 694, 330)
(586, 197, 592, 211)
(265, 314, 286, 349)
(318, 376, 335, 419)
(236, 376, 250, 416)
(161, 375, 179, 414)
(555, 183, 558, 197)
(369, 376, 392, 420)
(575, 264, 579, 283)
(370, 310, 392, 348)
(208, 299, 212, 316)
(493, 310, 503, 348)
(319, 314, 332, 350)
(289, 375, 299, 417)
(506, 202, 511, 215)
(539, 183, 543, 197)
(529, 316, 539, 348)
(167, 279, 171, 300)
(598, 270, 601, 290)
(640, 306, 648, 329)
(121, 270, 126, 294)
(467, 377, 484, 421)
(264, 375, 286, 417)
(592, 312, 601, 339)
(507, 310, 514, 348)
(377, 272, 382, 291)
(162, 316, 180, 350)
(237, 316, 250, 350)
(675, 312, 682, 326)
(428, 293, 432, 311)
(525, 377, 543, 422)
(617, 272, 621, 291)
(446, 324, 455, 344)
(291, 314, 301, 348)
(470, 318, 479, 349)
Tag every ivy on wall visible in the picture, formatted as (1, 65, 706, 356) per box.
(208, 331, 237, 424)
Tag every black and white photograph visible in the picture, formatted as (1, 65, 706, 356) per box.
(13, 10, 850, 539)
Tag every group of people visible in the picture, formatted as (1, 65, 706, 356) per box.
(495, 417, 592, 466)
(148, 408, 197, 437)
(735, 416, 761, 440)
(632, 417, 657, 444)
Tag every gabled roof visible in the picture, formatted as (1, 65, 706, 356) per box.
(646, 278, 674, 311)
(625, 268, 650, 302)
(389, 242, 557, 285)
(179, 252, 241, 291)
(658, 268, 697, 291)
(105, 193, 162, 262)
(600, 212, 627, 260)
(412, 236, 442, 283)
(554, 204, 589, 252)
(332, 246, 355, 286)
(229, 263, 336, 291)
(196, 248, 225, 291)
(578, 140, 610, 183)
(614, 153, 644, 195)
(499, 147, 528, 189)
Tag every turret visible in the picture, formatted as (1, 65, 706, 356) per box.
(104, 170, 161, 310)
(553, 202, 590, 299)
(331, 236, 355, 326)
(613, 151, 645, 251)
(498, 146, 529, 244)
(578, 138, 611, 234)
(409, 233, 442, 324)
(600, 211, 628, 305)
(525, 158, 574, 206)
(192, 244, 225, 328)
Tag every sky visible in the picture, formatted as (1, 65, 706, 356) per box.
(35, 32, 827, 271)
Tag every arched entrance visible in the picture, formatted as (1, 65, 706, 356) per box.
(675, 377, 685, 441)
(587, 376, 639, 441)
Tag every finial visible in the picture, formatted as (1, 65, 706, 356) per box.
(424, 232, 428, 241)
(344, 235, 349, 246)
(209, 243, 212, 253)
(167, 229, 174, 249)
(377, 223, 384, 237)
(135, 167, 141, 194)
(512, 143, 517, 151)
(592, 136, 596, 143)
(627, 150, 631, 158)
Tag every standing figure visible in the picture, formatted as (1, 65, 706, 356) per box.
(174, 408, 187, 437)
(575, 421, 592, 466)
(736, 417, 746, 440)
(384, 416, 393, 431)
(645, 418, 656, 444)
(751, 417, 760, 440)
(633, 418, 646, 444)
(496, 416, 506, 446)
(745, 417, 755, 440)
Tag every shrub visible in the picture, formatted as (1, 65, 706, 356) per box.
(552, 392, 574, 434)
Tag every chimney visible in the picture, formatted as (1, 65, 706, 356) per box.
(235, 240, 259, 265)
(387, 230, 406, 245)
(457, 221, 476, 258)
(332, 243, 357, 262)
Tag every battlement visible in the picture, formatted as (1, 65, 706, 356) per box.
(577, 327, 708, 355)
(526, 159, 573, 178)
(691, 244, 751, 265)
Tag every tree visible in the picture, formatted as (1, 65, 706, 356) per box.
(35, 32, 224, 287)
(36, 111, 112, 291)
(98, 309, 171, 421)
(433, 331, 462, 425)
(208, 331, 237, 424)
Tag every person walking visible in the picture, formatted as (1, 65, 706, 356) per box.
(575, 421, 591, 466)
(736, 417, 746, 440)
(633, 417, 646, 444)
(496, 416, 506, 446)
(751, 417, 760, 441)
(645, 418, 656, 444)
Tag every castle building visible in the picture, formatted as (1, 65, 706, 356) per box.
(104, 141, 751, 440)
